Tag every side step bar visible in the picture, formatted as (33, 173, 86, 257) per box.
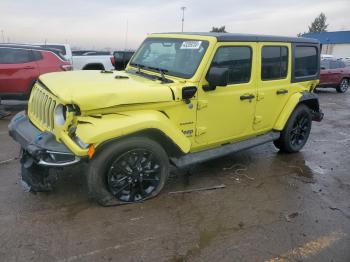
(171, 131, 280, 168)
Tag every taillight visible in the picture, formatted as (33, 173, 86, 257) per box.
(61, 64, 73, 71)
(110, 57, 116, 66)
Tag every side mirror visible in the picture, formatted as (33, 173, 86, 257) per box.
(320, 66, 326, 70)
(182, 86, 197, 104)
(204, 67, 228, 91)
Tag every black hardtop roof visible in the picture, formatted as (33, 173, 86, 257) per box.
(156, 32, 319, 44)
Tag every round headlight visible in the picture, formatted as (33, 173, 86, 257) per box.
(55, 104, 66, 126)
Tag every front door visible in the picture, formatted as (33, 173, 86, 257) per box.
(254, 43, 291, 132)
(195, 43, 257, 147)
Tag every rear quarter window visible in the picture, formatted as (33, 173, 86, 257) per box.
(292, 44, 320, 82)
(294, 46, 318, 78)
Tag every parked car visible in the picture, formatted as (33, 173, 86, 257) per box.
(33, 43, 72, 64)
(318, 58, 350, 93)
(9, 33, 323, 206)
(72, 51, 115, 70)
(0, 44, 72, 100)
(113, 51, 134, 70)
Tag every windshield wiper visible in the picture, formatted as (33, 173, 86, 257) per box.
(130, 62, 145, 73)
(146, 66, 172, 83)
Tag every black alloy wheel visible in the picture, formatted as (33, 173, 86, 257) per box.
(273, 104, 312, 153)
(289, 113, 310, 148)
(87, 137, 169, 206)
(107, 149, 161, 202)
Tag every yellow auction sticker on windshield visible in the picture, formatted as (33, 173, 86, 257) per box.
(180, 41, 202, 49)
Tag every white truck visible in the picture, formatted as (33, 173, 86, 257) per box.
(34, 43, 73, 63)
(71, 51, 115, 70)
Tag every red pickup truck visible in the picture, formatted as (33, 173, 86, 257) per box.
(0, 44, 71, 100)
(318, 59, 350, 93)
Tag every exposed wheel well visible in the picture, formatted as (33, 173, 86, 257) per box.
(82, 63, 105, 70)
(95, 129, 185, 158)
(299, 98, 319, 113)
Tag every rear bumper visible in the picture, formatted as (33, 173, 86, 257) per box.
(8, 111, 81, 167)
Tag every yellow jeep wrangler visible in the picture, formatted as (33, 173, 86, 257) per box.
(9, 33, 323, 205)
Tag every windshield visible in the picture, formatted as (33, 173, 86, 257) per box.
(130, 38, 209, 78)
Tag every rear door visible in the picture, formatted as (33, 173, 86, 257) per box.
(0, 47, 39, 95)
(254, 43, 291, 131)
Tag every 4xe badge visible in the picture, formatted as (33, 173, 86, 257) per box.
(182, 129, 193, 137)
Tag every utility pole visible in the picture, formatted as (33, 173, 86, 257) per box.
(181, 6, 186, 32)
(1, 30, 4, 43)
(124, 19, 129, 51)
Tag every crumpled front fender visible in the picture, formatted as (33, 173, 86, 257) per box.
(75, 110, 191, 153)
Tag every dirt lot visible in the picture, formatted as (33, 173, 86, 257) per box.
(0, 89, 350, 262)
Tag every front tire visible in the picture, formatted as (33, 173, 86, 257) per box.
(87, 137, 169, 206)
(274, 104, 312, 153)
(336, 78, 349, 93)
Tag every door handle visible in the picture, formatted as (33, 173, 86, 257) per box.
(240, 94, 255, 101)
(276, 89, 288, 95)
(23, 66, 35, 69)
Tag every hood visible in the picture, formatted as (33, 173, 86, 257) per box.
(39, 70, 175, 111)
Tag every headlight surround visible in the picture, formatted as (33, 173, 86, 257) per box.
(55, 104, 66, 126)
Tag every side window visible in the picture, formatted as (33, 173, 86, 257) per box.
(211, 46, 252, 84)
(338, 61, 346, 68)
(32, 51, 43, 61)
(321, 60, 330, 69)
(330, 60, 339, 69)
(294, 46, 318, 77)
(0, 48, 34, 64)
(261, 46, 288, 80)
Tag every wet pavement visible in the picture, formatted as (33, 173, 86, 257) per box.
(0, 88, 350, 261)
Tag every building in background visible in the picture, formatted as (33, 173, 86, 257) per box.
(303, 31, 350, 58)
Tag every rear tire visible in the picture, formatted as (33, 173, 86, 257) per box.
(87, 137, 169, 206)
(336, 78, 349, 93)
(274, 104, 312, 153)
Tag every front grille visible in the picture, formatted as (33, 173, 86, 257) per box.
(28, 84, 58, 131)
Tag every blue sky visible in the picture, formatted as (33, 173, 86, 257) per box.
(0, 0, 349, 50)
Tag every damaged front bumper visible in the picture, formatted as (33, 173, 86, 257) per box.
(8, 111, 82, 191)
